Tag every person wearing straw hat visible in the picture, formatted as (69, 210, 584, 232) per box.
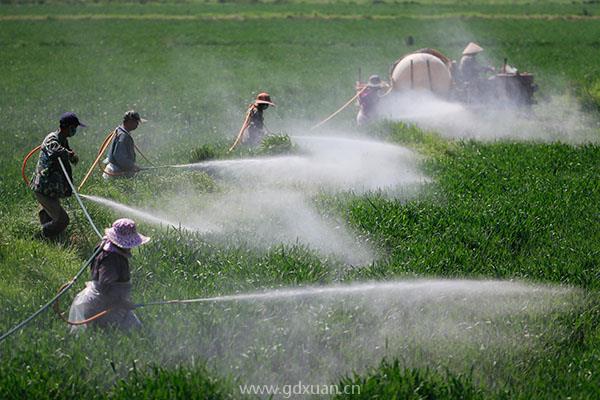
(30, 112, 85, 239)
(103, 110, 146, 179)
(458, 42, 495, 85)
(68, 218, 150, 332)
(356, 74, 388, 126)
(245, 92, 275, 146)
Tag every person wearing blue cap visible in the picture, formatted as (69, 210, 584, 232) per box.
(30, 112, 85, 239)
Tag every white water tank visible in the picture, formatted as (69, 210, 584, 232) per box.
(390, 52, 452, 96)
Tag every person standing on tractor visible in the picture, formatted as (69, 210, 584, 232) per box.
(30, 112, 84, 239)
(69, 218, 150, 332)
(458, 42, 495, 86)
(103, 110, 146, 179)
(356, 75, 387, 126)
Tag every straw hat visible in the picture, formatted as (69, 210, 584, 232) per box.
(255, 92, 275, 106)
(462, 42, 484, 56)
(104, 218, 150, 249)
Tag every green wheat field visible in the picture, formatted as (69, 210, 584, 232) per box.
(1, 1, 599, 399)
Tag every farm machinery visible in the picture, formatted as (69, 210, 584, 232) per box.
(315, 44, 537, 129)
(380, 46, 537, 107)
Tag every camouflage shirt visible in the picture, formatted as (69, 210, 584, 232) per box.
(30, 131, 73, 199)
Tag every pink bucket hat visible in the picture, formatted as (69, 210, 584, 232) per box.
(104, 218, 150, 249)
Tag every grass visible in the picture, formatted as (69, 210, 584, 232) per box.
(336, 359, 484, 400)
(342, 124, 600, 398)
(347, 127, 600, 288)
(190, 143, 222, 163)
(1, 2, 600, 18)
(258, 134, 296, 155)
(0, 1, 599, 399)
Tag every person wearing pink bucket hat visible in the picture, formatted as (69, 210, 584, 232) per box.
(104, 217, 151, 249)
(68, 218, 150, 332)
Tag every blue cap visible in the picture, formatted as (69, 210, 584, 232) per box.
(59, 112, 86, 128)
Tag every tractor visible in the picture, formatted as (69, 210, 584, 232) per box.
(386, 47, 537, 107)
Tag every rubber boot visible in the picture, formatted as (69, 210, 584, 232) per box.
(42, 210, 70, 239)
(38, 209, 52, 225)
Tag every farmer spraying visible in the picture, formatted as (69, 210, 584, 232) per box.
(229, 92, 275, 151)
(30, 112, 84, 239)
(247, 92, 275, 145)
(103, 110, 146, 179)
(69, 218, 150, 332)
(356, 75, 388, 126)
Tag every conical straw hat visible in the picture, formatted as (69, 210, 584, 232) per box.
(462, 42, 484, 55)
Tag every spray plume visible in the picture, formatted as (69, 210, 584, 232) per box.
(379, 91, 598, 143)
(84, 135, 428, 264)
(138, 279, 579, 393)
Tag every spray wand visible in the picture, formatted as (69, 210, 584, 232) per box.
(310, 86, 367, 130)
(228, 105, 253, 152)
(78, 130, 117, 190)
